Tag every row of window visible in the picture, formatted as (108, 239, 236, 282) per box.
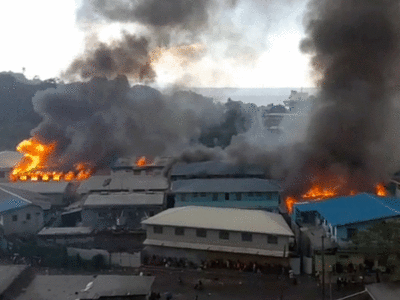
(153, 226, 278, 244)
(181, 192, 273, 202)
(12, 213, 31, 222)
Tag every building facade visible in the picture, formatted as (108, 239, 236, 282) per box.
(142, 206, 294, 265)
(172, 178, 281, 211)
(81, 192, 165, 230)
(291, 193, 400, 274)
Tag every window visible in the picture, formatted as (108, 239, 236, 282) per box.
(12, 215, 18, 222)
(181, 194, 186, 202)
(267, 235, 278, 244)
(242, 232, 252, 242)
(219, 230, 229, 240)
(236, 193, 242, 201)
(266, 192, 272, 200)
(153, 226, 163, 234)
(248, 192, 254, 197)
(200, 193, 207, 197)
(26, 213, 31, 220)
(134, 169, 141, 175)
(212, 193, 218, 201)
(347, 228, 357, 239)
(175, 227, 184, 236)
(225, 193, 230, 200)
(196, 229, 207, 238)
(193, 193, 199, 198)
(255, 192, 262, 197)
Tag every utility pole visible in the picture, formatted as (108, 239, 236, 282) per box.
(322, 235, 325, 300)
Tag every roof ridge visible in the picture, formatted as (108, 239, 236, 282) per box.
(0, 186, 32, 204)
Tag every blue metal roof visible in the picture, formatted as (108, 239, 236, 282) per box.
(294, 193, 400, 226)
(0, 189, 30, 213)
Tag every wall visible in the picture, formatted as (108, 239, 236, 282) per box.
(82, 205, 163, 230)
(143, 245, 288, 266)
(175, 192, 280, 211)
(146, 225, 289, 253)
(2, 205, 43, 235)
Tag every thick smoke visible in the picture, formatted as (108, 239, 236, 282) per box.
(64, 33, 156, 82)
(30, 75, 258, 171)
(283, 0, 400, 197)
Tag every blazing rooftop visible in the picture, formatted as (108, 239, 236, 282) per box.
(10, 137, 93, 182)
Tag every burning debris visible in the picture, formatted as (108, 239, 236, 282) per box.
(136, 156, 152, 167)
(10, 137, 93, 182)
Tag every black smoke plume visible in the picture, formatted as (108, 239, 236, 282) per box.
(64, 33, 156, 82)
(30, 76, 256, 171)
(284, 0, 400, 197)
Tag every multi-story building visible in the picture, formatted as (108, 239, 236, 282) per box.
(142, 206, 294, 266)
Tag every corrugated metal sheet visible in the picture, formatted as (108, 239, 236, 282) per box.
(294, 193, 400, 226)
(171, 178, 280, 193)
(17, 275, 154, 300)
(142, 206, 294, 236)
(0, 182, 69, 194)
(84, 192, 164, 207)
(171, 161, 265, 177)
(38, 226, 93, 236)
(77, 175, 168, 194)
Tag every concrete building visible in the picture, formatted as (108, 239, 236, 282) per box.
(291, 194, 400, 274)
(81, 192, 165, 230)
(16, 275, 155, 300)
(170, 161, 265, 181)
(0, 186, 47, 236)
(142, 206, 294, 265)
(171, 178, 281, 211)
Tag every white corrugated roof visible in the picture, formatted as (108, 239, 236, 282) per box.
(38, 227, 93, 236)
(142, 206, 294, 236)
(171, 178, 280, 193)
(84, 192, 164, 207)
(77, 175, 168, 194)
(0, 182, 69, 194)
(144, 239, 288, 257)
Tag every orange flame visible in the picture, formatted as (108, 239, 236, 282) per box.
(376, 183, 387, 197)
(10, 137, 93, 182)
(286, 182, 387, 214)
(136, 156, 150, 167)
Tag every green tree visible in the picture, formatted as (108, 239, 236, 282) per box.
(352, 221, 400, 281)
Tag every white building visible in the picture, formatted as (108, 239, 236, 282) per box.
(0, 186, 46, 235)
(142, 206, 294, 265)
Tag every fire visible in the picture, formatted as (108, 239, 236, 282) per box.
(10, 137, 94, 182)
(285, 182, 387, 214)
(376, 183, 387, 197)
(136, 156, 151, 167)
